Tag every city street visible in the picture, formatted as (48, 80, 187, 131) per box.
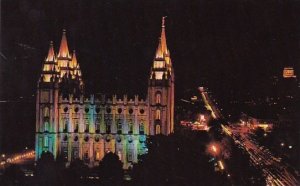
(200, 87, 299, 186)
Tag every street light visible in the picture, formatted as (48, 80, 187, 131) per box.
(280, 142, 285, 147)
(1, 154, 5, 158)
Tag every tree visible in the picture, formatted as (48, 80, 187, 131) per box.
(1, 164, 25, 185)
(97, 152, 123, 185)
(35, 151, 61, 186)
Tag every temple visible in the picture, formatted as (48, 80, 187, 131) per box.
(35, 17, 174, 168)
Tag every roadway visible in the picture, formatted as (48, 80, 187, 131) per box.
(199, 87, 299, 186)
(0, 150, 35, 171)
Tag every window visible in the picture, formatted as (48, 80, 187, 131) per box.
(128, 121, 133, 134)
(95, 152, 100, 160)
(117, 120, 122, 134)
(84, 118, 89, 132)
(127, 149, 133, 162)
(117, 151, 122, 160)
(84, 151, 89, 159)
(44, 121, 49, 132)
(95, 115, 101, 133)
(44, 136, 49, 147)
(106, 120, 111, 133)
(156, 93, 161, 104)
(74, 119, 79, 132)
(85, 123, 89, 133)
(63, 119, 68, 132)
(95, 124, 100, 133)
(156, 110, 161, 120)
(139, 123, 144, 134)
(155, 125, 161, 135)
(44, 107, 50, 117)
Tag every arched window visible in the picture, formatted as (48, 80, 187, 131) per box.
(156, 93, 161, 104)
(44, 107, 50, 117)
(156, 110, 161, 120)
(155, 125, 161, 135)
(139, 122, 145, 134)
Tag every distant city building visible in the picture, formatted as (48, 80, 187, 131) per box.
(283, 67, 296, 78)
(35, 18, 174, 168)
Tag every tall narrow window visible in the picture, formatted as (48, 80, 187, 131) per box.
(44, 107, 50, 117)
(156, 110, 161, 120)
(74, 120, 79, 133)
(117, 120, 122, 134)
(139, 123, 144, 134)
(95, 124, 100, 133)
(44, 136, 49, 147)
(156, 93, 161, 104)
(128, 121, 133, 134)
(64, 119, 68, 132)
(44, 121, 49, 132)
(155, 125, 161, 135)
(106, 120, 111, 133)
(84, 118, 89, 132)
(95, 152, 100, 160)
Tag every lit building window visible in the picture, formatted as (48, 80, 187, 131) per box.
(155, 125, 161, 135)
(84, 118, 89, 132)
(84, 151, 89, 160)
(127, 149, 133, 162)
(44, 136, 49, 147)
(44, 107, 50, 117)
(128, 121, 133, 134)
(117, 151, 122, 160)
(63, 119, 68, 132)
(117, 120, 122, 134)
(139, 123, 144, 134)
(95, 152, 100, 161)
(156, 93, 161, 104)
(156, 110, 161, 120)
(106, 120, 111, 133)
(74, 120, 79, 132)
(44, 121, 49, 132)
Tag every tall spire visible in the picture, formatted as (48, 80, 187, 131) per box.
(160, 16, 168, 55)
(155, 16, 168, 59)
(70, 50, 78, 69)
(58, 29, 70, 58)
(46, 41, 55, 62)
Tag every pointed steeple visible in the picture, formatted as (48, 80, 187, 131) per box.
(160, 16, 168, 55)
(70, 50, 78, 69)
(155, 16, 169, 59)
(58, 29, 70, 58)
(46, 41, 55, 62)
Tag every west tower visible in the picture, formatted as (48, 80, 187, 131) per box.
(148, 17, 174, 135)
(35, 41, 60, 160)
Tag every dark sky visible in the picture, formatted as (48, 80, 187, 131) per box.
(0, 0, 300, 152)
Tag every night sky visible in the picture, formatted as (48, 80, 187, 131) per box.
(1, 0, 300, 152)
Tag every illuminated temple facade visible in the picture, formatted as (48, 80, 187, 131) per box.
(35, 18, 174, 168)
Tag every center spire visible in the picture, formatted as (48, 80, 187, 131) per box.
(155, 16, 169, 59)
(58, 29, 70, 58)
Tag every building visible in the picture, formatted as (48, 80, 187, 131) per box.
(35, 17, 174, 168)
